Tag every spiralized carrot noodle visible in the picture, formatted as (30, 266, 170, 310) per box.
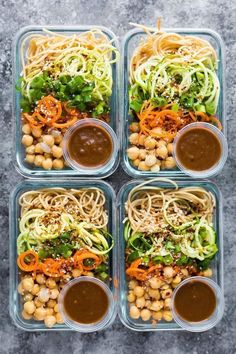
(137, 100, 222, 141)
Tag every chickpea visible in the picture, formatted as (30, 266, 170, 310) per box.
(44, 315, 57, 328)
(181, 268, 189, 277)
(163, 266, 175, 279)
(52, 159, 64, 170)
(145, 300, 152, 309)
(140, 309, 151, 321)
(129, 133, 139, 145)
(167, 143, 173, 155)
(34, 155, 45, 167)
(144, 293, 150, 300)
(161, 288, 173, 299)
(34, 297, 44, 308)
(56, 312, 64, 324)
(139, 148, 147, 160)
(23, 293, 33, 302)
(22, 135, 33, 147)
(46, 308, 54, 316)
(133, 158, 141, 167)
(22, 310, 32, 320)
(127, 292, 136, 303)
(127, 146, 140, 160)
(149, 277, 162, 289)
(130, 305, 140, 319)
(202, 268, 213, 277)
(24, 301, 36, 315)
(160, 283, 170, 290)
(165, 156, 176, 169)
(145, 155, 157, 167)
(150, 300, 164, 312)
(45, 279, 57, 289)
(38, 288, 50, 303)
(129, 280, 138, 290)
(31, 127, 42, 138)
(17, 282, 25, 295)
(22, 123, 31, 135)
(43, 135, 55, 147)
(136, 134, 145, 146)
(54, 304, 59, 313)
(150, 164, 160, 173)
(47, 299, 57, 308)
(130, 122, 140, 133)
(25, 145, 35, 155)
(156, 145, 168, 159)
(152, 310, 163, 321)
(71, 269, 82, 278)
(148, 289, 160, 300)
(35, 143, 44, 154)
(133, 286, 145, 298)
(49, 289, 59, 300)
(34, 307, 47, 321)
(42, 158, 53, 170)
(52, 145, 63, 159)
(31, 284, 40, 296)
(36, 274, 46, 285)
(22, 277, 34, 292)
(151, 127, 163, 135)
(172, 275, 182, 285)
(144, 137, 156, 150)
(84, 271, 94, 277)
(136, 296, 145, 309)
(156, 139, 167, 147)
(163, 310, 173, 322)
(164, 298, 171, 310)
(138, 161, 150, 171)
(26, 154, 35, 164)
(54, 135, 63, 145)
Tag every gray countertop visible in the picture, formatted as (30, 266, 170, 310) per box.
(0, 0, 236, 353)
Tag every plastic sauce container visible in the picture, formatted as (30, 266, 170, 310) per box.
(173, 122, 228, 178)
(62, 119, 119, 175)
(59, 276, 115, 332)
(171, 276, 224, 332)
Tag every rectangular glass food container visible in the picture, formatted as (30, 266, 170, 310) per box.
(117, 178, 224, 331)
(121, 28, 226, 178)
(9, 179, 117, 331)
(13, 25, 120, 179)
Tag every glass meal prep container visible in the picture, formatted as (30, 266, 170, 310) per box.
(117, 178, 224, 331)
(9, 179, 117, 331)
(13, 25, 120, 179)
(121, 28, 226, 178)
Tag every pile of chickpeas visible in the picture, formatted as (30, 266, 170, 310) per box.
(127, 266, 214, 324)
(21, 123, 65, 170)
(18, 273, 64, 328)
(126, 122, 177, 172)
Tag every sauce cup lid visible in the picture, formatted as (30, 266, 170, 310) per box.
(171, 276, 224, 332)
(58, 276, 115, 332)
(62, 118, 119, 174)
(173, 122, 228, 178)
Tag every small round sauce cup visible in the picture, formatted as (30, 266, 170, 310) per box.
(171, 276, 224, 332)
(58, 276, 115, 332)
(62, 118, 119, 175)
(173, 122, 228, 178)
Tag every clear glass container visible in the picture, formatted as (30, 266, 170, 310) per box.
(121, 28, 226, 178)
(171, 276, 224, 332)
(13, 25, 120, 179)
(62, 119, 119, 174)
(9, 179, 117, 331)
(117, 178, 224, 331)
(173, 122, 228, 178)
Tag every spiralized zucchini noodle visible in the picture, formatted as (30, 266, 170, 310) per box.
(124, 178, 218, 263)
(17, 188, 113, 257)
